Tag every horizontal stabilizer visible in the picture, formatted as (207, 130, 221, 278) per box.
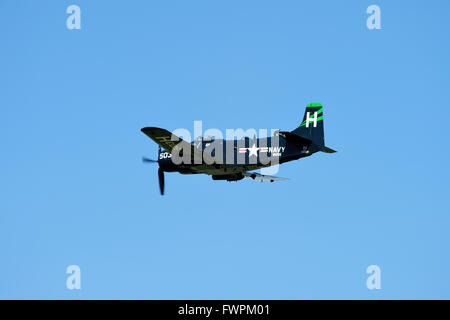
(322, 146, 337, 153)
(243, 172, 289, 182)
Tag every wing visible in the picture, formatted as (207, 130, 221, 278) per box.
(141, 127, 197, 156)
(243, 171, 289, 182)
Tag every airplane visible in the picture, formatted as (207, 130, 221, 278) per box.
(141, 103, 336, 195)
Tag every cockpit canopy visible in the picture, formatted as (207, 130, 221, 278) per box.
(192, 136, 215, 143)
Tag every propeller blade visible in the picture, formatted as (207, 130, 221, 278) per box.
(142, 157, 158, 163)
(158, 168, 165, 195)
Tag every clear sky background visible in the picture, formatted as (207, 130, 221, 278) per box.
(1, 0, 449, 299)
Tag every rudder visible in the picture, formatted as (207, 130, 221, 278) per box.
(291, 102, 325, 149)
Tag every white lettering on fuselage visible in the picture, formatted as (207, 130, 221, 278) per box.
(268, 146, 285, 157)
(159, 152, 172, 159)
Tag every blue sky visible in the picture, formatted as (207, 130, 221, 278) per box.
(1, 0, 449, 299)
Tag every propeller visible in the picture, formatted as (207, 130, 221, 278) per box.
(142, 157, 158, 163)
(142, 146, 165, 195)
(158, 168, 165, 195)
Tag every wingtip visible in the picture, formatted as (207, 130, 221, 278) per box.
(141, 126, 154, 132)
(141, 127, 165, 136)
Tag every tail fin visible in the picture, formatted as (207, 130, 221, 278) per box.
(291, 103, 325, 149)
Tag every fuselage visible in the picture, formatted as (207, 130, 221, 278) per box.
(158, 134, 315, 179)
